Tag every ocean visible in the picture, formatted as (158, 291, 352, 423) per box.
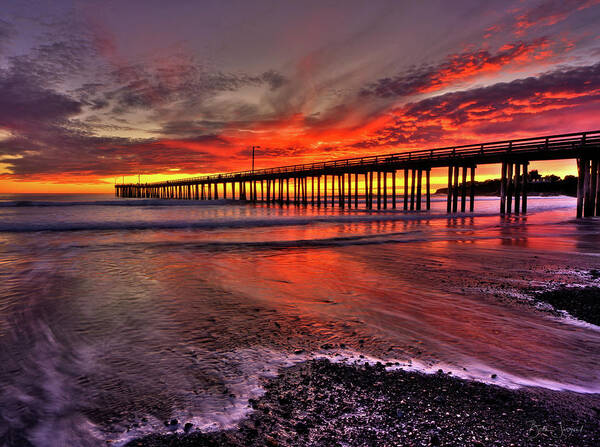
(0, 194, 599, 446)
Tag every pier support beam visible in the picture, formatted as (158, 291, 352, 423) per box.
(514, 164, 521, 215)
(521, 162, 528, 214)
(404, 168, 409, 210)
(577, 158, 584, 218)
(377, 171, 381, 210)
(416, 169, 422, 210)
(392, 171, 397, 209)
(583, 158, 592, 217)
(589, 160, 597, 216)
(369, 171, 373, 210)
(469, 165, 475, 212)
(354, 173, 359, 208)
(460, 166, 467, 212)
(595, 159, 600, 216)
(410, 169, 416, 211)
(506, 162, 513, 214)
(340, 175, 345, 209)
(452, 165, 459, 213)
(447, 166, 453, 213)
(426, 169, 431, 211)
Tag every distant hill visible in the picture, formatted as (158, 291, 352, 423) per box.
(435, 172, 578, 197)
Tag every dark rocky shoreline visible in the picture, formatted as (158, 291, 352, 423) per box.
(126, 359, 600, 447)
(529, 285, 600, 326)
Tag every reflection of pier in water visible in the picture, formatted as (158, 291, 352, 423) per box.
(116, 131, 600, 218)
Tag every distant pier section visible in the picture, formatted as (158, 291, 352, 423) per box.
(116, 131, 600, 218)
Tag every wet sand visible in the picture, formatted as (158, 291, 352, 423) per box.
(127, 359, 600, 447)
(126, 285, 600, 447)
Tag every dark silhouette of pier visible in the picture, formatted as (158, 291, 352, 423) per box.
(116, 130, 600, 217)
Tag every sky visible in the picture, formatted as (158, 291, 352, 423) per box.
(1, 0, 599, 193)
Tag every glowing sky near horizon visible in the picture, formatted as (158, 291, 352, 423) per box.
(1, 0, 600, 192)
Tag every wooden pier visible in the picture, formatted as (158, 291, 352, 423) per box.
(116, 131, 600, 218)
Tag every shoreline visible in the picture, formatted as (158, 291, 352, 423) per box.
(126, 359, 600, 447)
(124, 284, 600, 446)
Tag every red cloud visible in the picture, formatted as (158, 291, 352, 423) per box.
(361, 38, 562, 99)
(514, 0, 600, 35)
(359, 62, 600, 148)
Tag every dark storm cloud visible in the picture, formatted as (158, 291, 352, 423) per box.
(0, 73, 81, 136)
(360, 39, 550, 98)
(0, 28, 93, 154)
(0, 19, 15, 51)
(89, 62, 288, 115)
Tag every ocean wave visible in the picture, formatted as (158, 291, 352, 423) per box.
(0, 212, 498, 233)
(0, 199, 236, 208)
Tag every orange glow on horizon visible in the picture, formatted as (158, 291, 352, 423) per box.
(0, 160, 578, 195)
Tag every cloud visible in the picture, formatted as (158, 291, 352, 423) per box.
(90, 61, 288, 116)
(358, 62, 600, 147)
(0, 76, 81, 136)
(360, 38, 555, 99)
(514, 0, 600, 34)
(0, 26, 290, 180)
(0, 19, 15, 52)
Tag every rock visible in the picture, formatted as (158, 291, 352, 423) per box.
(295, 421, 309, 435)
(430, 432, 441, 446)
(491, 374, 497, 379)
(184, 422, 193, 433)
(278, 396, 292, 406)
(170, 419, 178, 426)
(321, 343, 333, 350)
